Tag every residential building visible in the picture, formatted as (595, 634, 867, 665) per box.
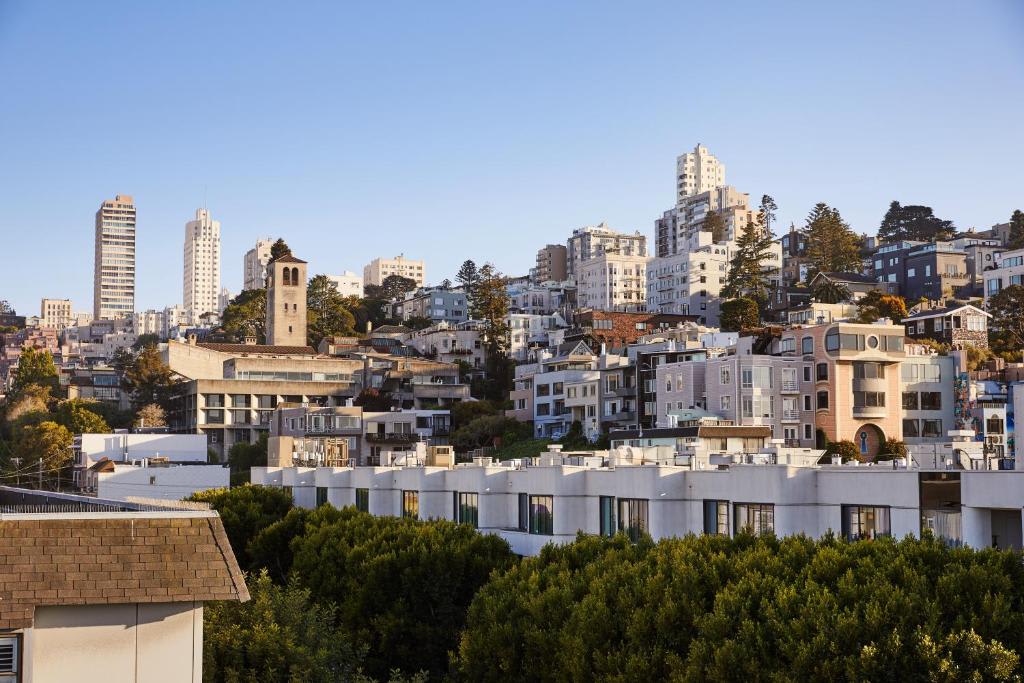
(507, 313, 567, 361)
(900, 347, 956, 445)
(183, 208, 221, 322)
(93, 194, 136, 320)
(363, 255, 426, 288)
(808, 271, 899, 300)
(534, 244, 568, 283)
(786, 302, 860, 326)
(779, 223, 810, 285)
(577, 251, 649, 312)
(636, 342, 710, 429)
(40, 298, 73, 330)
(675, 143, 726, 201)
(403, 320, 486, 368)
(0, 327, 59, 391)
(530, 341, 601, 439)
(87, 461, 229, 502)
(327, 271, 364, 297)
(567, 310, 700, 352)
(951, 235, 1002, 297)
(646, 241, 730, 324)
(62, 365, 129, 409)
(394, 288, 468, 325)
(566, 224, 647, 283)
(983, 246, 1024, 304)
(72, 432, 209, 487)
(218, 288, 233, 314)
(266, 253, 308, 347)
(507, 281, 576, 316)
(0, 486, 247, 681)
(903, 304, 990, 350)
(243, 238, 274, 291)
(870, 241, 969, 301)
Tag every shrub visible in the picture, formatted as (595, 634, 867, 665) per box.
(187, 485, 293, 568)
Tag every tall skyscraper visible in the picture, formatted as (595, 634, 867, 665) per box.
(243, 238, 274, 291)
(93, 194, 137, 320)
(183, 208, 222, 321)
(675, 143, 725, 203)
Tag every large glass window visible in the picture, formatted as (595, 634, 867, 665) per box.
(454, 492, 479, 528)
(922, 419, 943, 437)
(355, 488, 369, 512)
(703, 500, 729, 536)
(801, 337, 814, 354)
(316, 487, 328, 507)
(903, 419, 920, 437)
(518, 493, 529, 531)
(903, 392, 919, 410)
(842, 505, 891, 541)
(529, 495, 554, 535)
(816, 363, 829, 381)
(734, 503, 775, 536)
(816, 391, 829, 410)
(852, 362, 885, 379)
(617, 498, 649, 542)
(921, 392, 942, 410)
(853, 391, 886, 408)
(599, 496, 615, 537)
(825, 329, 840, 352)
(402, 490, 419, 519)
(741, 366, 772, 389)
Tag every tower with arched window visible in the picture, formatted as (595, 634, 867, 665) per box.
(265, 253, 308, 346)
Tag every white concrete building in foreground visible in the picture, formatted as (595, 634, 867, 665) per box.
(253, 434, 1023, 556)
(89, 462, 229, 501)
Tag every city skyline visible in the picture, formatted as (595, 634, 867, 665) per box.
(2, 1, 1023, 315)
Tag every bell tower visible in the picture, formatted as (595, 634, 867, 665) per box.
(265, 254, 307, 346)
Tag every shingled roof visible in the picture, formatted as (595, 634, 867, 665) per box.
(0, 511, 249, 629)
(197, 342, 317, 355)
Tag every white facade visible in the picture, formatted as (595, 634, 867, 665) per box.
(566, 223, 647, 283)
(507, 313, 567, 361)
(93, 463, 229, 501)
(73, 433, 209, 482)
(578, 252, 650, 312)
(363, 255, 426, 288)
(218, 288, 232, 314)
(243, 238, 273, 291)
(327, 271, 364, 297)
(40, 298, 73, 330)
(675, 143, 726, 202)
(93, 194, 136, 320)
(983, 246, 1024, 303)
(646, 243, 729, 324)
(183, 208, 221, 323)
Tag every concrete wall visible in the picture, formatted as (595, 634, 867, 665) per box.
(26, 602, 202, 682)
(96, 465, 229, 501)
(78, 434, 209, 466)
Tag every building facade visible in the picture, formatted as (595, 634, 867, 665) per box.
(40, 298, 73, 330)
(266, 254, 308, 347)
(183, 208, 221, 322)
(364, 255, 426, 288)
(566, 224, 647, 283)
(577, 252, 649, 312)
(534, 244, 568, 283)
(243, 238, 274, 291)
(93, 194, 136, 320)
(327, 271, 364, 297)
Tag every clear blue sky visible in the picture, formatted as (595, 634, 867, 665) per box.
(1, 1, 1022, 315)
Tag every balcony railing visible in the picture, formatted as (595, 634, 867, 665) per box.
(781, 381, 799, 393)
(782, 410, 801, 422)
(365, 432, 421, 444)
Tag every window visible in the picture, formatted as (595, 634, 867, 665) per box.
(853, 391, 886, 408)
(920, 392, 942, 410)
(801, 337, 813, 354)
(903, 392, 919, 410)
(903, 419, 920, 437)
(816, 391, 829, 410)
(734, 503, 774, 536)
(802, 365, 812, 382)
(803, 423, 813, 440)
(402, 490, 419, 519)
(529, 495, 553, 535)
(816, 363, 829, 381)
(852, 362, 884, 379)
(986, 417, 1004, 434)
(536, 403, 551, 416)
(316, 487, 328, 507)
(355, 488, 369, 512)
(842, 505, 891, 540)
(454, 492, 479, 528)
(803, 394, 812, 411)
(518, 493, 529, 531)
(599, 496, 615, 537)
(741, 366, 771, 389)
(720, 367, 731, 385)
(703, 500, 729, 536)
(617, 498, 649, 542)
(536, 384, 550, 397)
(721, 395, 731, 411)
(741, 395, 773, 419)
(922, 419, 943, 437)
(0, 635, 19, 682)
(780, 337, 796, 353)
(825, 329, 840, 352)
(552, 382, 564, 395)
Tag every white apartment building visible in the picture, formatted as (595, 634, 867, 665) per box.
(327, 271, 364, 297)
(900, 351, 956, 444)
(218, 288, 233, 314)
(566, 223, 647, 283)
(40, 298, 73, 330)
(508, 313, 567, 361)
(675, 143, 726, 202)
(183, 208, 221, 323)
(364, 255, 425, 288)
(646, 239, 730, 324)
(578, 252, 650, 312)
(403, 321, 486, 369)
(983, 246, 1024, 304)
(93, 194, 136, 320)
(132, 305, 189, 340)
(243, 238, 274, 291)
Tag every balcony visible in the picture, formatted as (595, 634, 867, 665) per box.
(366, 432, 421, 444)
(781, 410, 801, 422)
(780, 381, 799, 393)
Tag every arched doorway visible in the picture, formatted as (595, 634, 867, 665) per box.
(854, 423, 885, 460)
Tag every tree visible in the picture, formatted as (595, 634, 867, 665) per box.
(9, 347, 59, 399)
(804, 203, 862, 279)
(723, 216, 775, 305)
(450, 414, 521, 452)
(456, 260, 480, 311)
(204, 570, 369, 683)
(289, 508, 515, 680)
(353, 388, 393, 412)
(227, 433, 268, 486)
(53, 400, 110, 434)
(826, 439, 861, 462)
(403, 315, 434, 331)
(132, 333, 161, 350)
(248, 504, 344, 581)
(1006, 209, 1024, 250)
(133, 403, 166, 429)
(15, 421, 73, 487)
(987, 285, 1024, 349)
(306, 275, 356, 347)
(475, 264, 510, 352)
(187, 485, 294, 569)
(759, 194, 779, 237)
(702, 210, 729, 243)
(221, 288, 267, 343)
(341, 295, 391, 334)
(365, 274, 418, 302)
(812, 279, 852, 304)
(855, 290, 908, 322)
(719, 298, 760, 332)
(3, 384, 51, 426)
(878, 201, 956, 243)
(439, 278, 453, 290)
(124, 345, 176, 410)
(877, 438, 908, 461)
(269, 238, 292, 261)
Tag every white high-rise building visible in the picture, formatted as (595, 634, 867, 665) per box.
(326, 272, 364, 297)
(675, 143, 725, 203)
(183, 208, 221, 323)
(243, 238, 274, 291)
(364, 255, 425, 288)
(93, 194, 136, 320)
(566, 224, 647, 283)
(218, 288, 233, 314)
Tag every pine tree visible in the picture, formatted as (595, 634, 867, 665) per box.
(723, 216, 775, 305)
(877, 201, 955, 243)
(804, 203, 862, 280)
(703, 211, 729, 243)
(759, 195, 779, 237)
(457, 260, 480, 313)
(1006, 209, 1024, 250)
(269, 238, 292, 261)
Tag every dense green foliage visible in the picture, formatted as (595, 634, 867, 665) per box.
(723, 216, 775, 305)
(878, 201, 956, 243)
(187, 485, 294, 568)
(1008, 209, 1024, 251)
(988, 285, 1024, 349)
(455, 533, 1024, 682)
(719, 297, 760, 332)
(221, 288, 268, 343)
(804, 202, 862, 278)
(306, 274, 357, 347)
(122, 344, 177, 410)
(9, 347, 59, 399)
(855, 290, 908, 323)
(227, 433, 269, 485)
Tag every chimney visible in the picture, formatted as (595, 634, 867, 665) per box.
(243, 335, 257, 345)
(187, 333, 197, 346)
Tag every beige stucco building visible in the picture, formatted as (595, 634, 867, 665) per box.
(363, 255, 425, 288)
(578, 251, 650, 312)
(266, 254, 308, 347)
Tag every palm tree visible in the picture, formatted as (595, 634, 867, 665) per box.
(812, 279, 852, 304)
